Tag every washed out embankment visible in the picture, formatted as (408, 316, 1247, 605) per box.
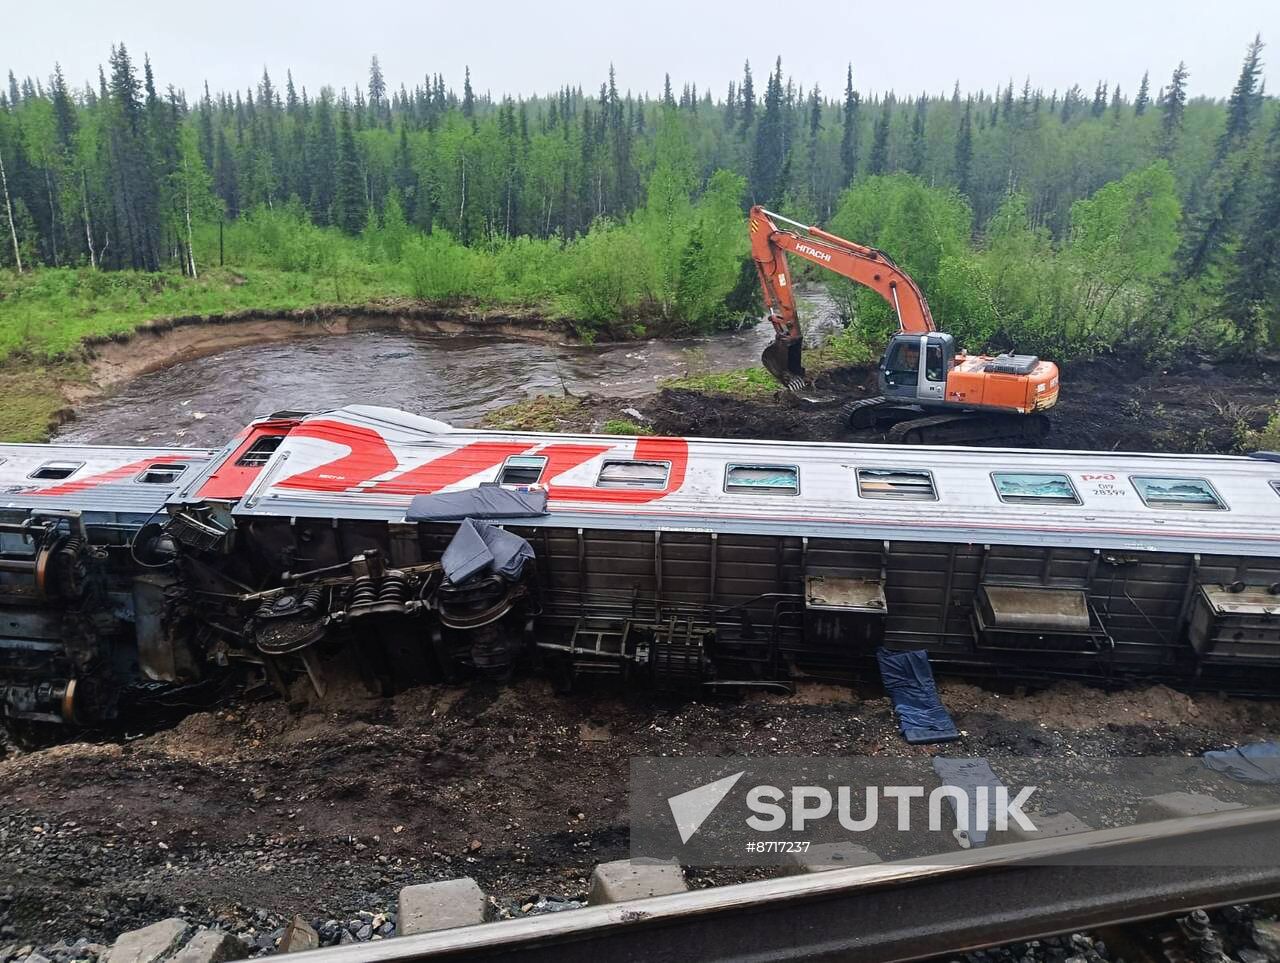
(1, 301, 573, 443)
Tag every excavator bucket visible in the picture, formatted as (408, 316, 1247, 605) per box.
(761, 336, 805, 392)
(762, 336, 835, 404)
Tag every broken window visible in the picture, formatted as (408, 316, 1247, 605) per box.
(235, 436, 284, 467)
(991, 472, 1080, 505)
(498, 455, 547, 486)
(596, 460, 670, 489)
(857, 468, 937, 501)
(1131, 476, 1225, 510)
(137, 463, 189, 485)
(725, 464, 800, 495)
(29, 461, 83, 481)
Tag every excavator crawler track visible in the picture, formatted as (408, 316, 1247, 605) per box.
(842, 396, 891, 430)
(886, 411, 1051, 446)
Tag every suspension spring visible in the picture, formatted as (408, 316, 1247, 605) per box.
(350, 575, 378, 609)
(379, 571, 406, 605)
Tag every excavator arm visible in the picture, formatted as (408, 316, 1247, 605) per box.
(748, 205, 936, 390)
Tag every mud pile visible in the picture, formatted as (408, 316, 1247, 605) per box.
(646, 356, 1279, 454)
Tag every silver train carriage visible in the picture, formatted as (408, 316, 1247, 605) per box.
(3, 404, 1280, 728)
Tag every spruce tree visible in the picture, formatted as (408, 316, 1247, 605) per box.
(213, 127, 240, 217)
(908, 96, 927, 174)
(749, 58, 785, 203)
(1180, 38, 1266, 280)
(307, 90, 337, 224)
(462, 67, 475, 118)
(954, 98, 973, 195)
(738, 60, 755, 136)
(1091, 81, 1108, 117)
(1213, 34, 1265, 163)
(868, 101, 891, 174)
(334, 104, 366, 233)
(1159, 62, 1188, 158)
(1134, 70, 1150, 116)
(368, 55, 387, 123)
(197, 83, 215, 170)
(105, 43, 162, 270)
(1224, 111, 1280, 343)
(839, 64, 860, 183)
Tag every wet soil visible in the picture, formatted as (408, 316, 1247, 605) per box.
(2, 678, 1279, 952)
(644, 355, 1280, 454)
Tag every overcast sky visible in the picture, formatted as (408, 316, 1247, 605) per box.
(7, 0, 1276, 104)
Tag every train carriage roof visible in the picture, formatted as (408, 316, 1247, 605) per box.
(215, 406, 1280, 558)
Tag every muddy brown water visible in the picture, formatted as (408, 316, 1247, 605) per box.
(54, 290, 844, 448)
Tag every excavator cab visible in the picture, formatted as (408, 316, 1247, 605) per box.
(880, 332, 955, 403)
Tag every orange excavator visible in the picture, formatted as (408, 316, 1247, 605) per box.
(748, 206, 1059, 445)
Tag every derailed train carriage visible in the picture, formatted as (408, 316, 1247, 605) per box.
(3, 404, 1280, 729)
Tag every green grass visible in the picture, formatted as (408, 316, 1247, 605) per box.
(601, 418, 653, 435)
(0, 265, 411, 361)
(661, 365, 780, 400)
(0, 361, 88, 442)
(480, 395, 588, 432)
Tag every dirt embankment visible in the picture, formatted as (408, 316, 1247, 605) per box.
(636, 355, 1280, 455)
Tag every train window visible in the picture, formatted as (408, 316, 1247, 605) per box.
(235, 436, 284, 467)
(499, 455, 547, 486)
(991, 472, 1080, 505)
(857, 468, 937, 501)
(29, 461, 83, 480)
(137, 463, 188, 484)
(596, 460, 670, 489)
(725, 464, 800, 495)
(1131, 476, 1225, 510)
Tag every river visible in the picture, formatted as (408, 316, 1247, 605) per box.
(55, 289, 842, 448)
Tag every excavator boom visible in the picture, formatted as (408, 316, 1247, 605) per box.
(748, 206, 935, 387)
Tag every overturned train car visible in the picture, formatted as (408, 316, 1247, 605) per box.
(4, 405, 1280, 729)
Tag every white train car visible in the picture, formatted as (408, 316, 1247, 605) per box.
(3, 405, 1280, 729)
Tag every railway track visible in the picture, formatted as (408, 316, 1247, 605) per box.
(267, 805, 1280, 963)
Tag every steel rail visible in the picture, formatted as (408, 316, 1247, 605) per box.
(284, 805, 1280, 963)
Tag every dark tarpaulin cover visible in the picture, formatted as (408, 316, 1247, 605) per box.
(875, 648, 960, 745)
(406, 485, 548, 522)
(1203, 742, 1280, 784)
(932, 757, 1004, 847)
(441, 517, 535, 584)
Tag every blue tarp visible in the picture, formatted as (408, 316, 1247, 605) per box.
(876, 648, 960, 745)
(1203, 742, 1280, 784)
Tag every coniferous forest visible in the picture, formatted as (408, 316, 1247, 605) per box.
(0, 40, 1277, 363)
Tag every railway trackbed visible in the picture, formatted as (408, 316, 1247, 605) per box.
(4, 679, 1280, 961)
(290, 804, 1280, 963)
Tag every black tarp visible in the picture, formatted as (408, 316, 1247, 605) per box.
(406, 485, 548, 522)
(876, 648, 960, 745)
(441, 517, 535, 584)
